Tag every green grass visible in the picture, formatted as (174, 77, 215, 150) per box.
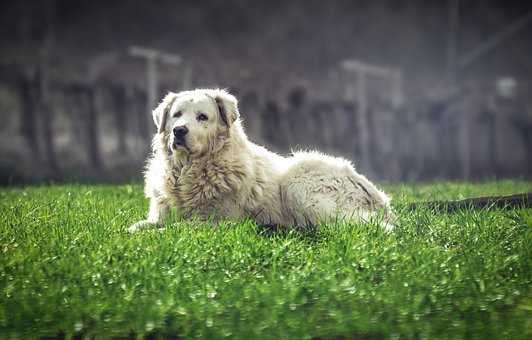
(1, 181, 531, 339)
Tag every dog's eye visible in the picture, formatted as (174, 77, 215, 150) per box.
(172, 111, 182, 118)
(197, 113, 208, 121)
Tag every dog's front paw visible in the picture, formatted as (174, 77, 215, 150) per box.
(128, 220, 157, 234)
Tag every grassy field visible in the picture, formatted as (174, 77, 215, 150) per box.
(1, 181, 532, 339)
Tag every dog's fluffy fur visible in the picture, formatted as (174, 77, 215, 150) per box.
(129, 89, 394, 233)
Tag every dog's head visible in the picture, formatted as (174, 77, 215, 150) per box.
(153, 89, 240, 157)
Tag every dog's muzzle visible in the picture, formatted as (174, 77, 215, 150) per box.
(171, 126, 189, 150)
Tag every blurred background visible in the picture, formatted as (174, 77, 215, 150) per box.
(0, 0, 531, 184)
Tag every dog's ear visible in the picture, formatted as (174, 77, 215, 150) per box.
(213, 90, 239, 128)
(153, 92, 178, 134)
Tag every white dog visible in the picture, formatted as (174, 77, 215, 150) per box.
(129, 89, 394, 233)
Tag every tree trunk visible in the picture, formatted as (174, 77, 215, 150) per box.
(110, 84, 128, 155)
(37, 69, 59, 173)
(85, 86, 103, 170)
(18, 70, 41, 163)
(39, 0, 59, 173)
(134, 87, 151, 154)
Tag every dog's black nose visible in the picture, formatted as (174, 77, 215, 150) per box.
(173, 126, 188, 137)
